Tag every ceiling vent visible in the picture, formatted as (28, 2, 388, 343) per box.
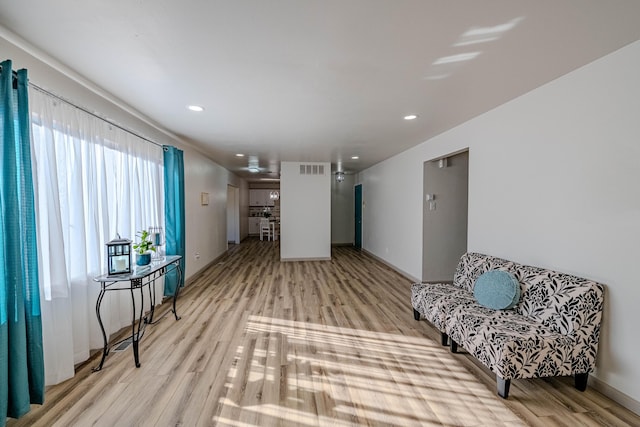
(299, 164, 325, 175)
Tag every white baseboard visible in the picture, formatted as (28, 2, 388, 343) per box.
(590, 375, 640, 416)
(184, 251, 228, 286)
(362, 249, 420, 283)
(280, 257, 331, 262)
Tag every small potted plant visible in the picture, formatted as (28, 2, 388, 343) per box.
(133, 229, 156, 266)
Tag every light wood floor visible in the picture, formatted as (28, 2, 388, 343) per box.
(9, 238, 640, 426)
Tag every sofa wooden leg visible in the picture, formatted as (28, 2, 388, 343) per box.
(413, 308, 421, 321)
(497, 376, 510, 399)
(441, 332, 449, 346)
(575, 373, 588, 391)
(450, 339, 458, 353)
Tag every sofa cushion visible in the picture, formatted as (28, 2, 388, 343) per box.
(473, 270, 520, 310)
(513, 265, 604, 332)
(411, 282, 474, 331)
(453, 252, 514, 292)
(445, 305, 574, 380)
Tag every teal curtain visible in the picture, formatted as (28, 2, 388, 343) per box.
(163, 145, 185, 296)
(0, 60, 45, 425)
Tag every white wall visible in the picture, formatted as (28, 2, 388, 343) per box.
(183, 151, 245, 278)
(356, 150, 426, 280)
(359, 40, 640, 408)
(331, 174, 355, 245)
(280, 162, 331, 260)
(0, 28, 246, 283)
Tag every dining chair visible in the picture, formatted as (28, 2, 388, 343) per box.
(259, 218, 271, 241)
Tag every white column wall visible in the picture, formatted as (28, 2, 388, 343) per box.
(359, 41, 640, 406)
(280, 162, 331, 260)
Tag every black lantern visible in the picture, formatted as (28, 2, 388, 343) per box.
(106, 236, 132, 276)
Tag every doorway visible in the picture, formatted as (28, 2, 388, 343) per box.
(422, 151, 469, 281)
(227, 185, 240, 247)
(354, 184, 362, 249)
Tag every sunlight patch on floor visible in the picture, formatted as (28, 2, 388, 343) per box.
(215, 314, 521, 426)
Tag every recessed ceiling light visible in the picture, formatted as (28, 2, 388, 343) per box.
(235, 153, 245, 157)
(351, 156, 359, 160)
(404, 114, 418, 120)
(187, 105, 204, 112)
(248, 167, 260, 173)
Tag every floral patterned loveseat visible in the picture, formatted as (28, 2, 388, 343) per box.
(411, 252, 604, 398)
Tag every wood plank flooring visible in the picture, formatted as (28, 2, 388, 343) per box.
(9, 238, 640, 426)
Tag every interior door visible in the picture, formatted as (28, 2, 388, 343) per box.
(354, 184, 362, 249)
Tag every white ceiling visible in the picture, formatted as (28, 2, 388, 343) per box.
(1, 1, 640, 180)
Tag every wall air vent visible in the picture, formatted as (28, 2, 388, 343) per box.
(299, 164, 325, 175)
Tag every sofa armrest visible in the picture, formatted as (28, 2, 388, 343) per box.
(513, 264, 604, 373)
(565, 285, 604, 373)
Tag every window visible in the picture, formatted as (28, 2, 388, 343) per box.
(29, 88, 163, 383)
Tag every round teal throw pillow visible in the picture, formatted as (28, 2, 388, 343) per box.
(473, 270, 521, 310)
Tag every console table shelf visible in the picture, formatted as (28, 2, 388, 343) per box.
(93, 255, 183, 371)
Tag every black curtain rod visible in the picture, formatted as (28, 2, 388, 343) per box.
(28, 82, 163, 149)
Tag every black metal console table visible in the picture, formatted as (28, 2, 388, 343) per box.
(93, 255, 183, 371)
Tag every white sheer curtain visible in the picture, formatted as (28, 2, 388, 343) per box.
(29, 89, 164, 385)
